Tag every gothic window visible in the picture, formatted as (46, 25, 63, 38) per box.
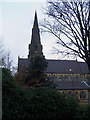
(85, 76, 89, 81)
(80, 91, 86, 100)
(75, 91, 78, 98)
(59, 75, 63, 81)
(64, 75, 68, 81)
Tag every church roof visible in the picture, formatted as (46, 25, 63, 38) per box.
(45, 59, 89, 74)
(18, 58, 89, 74)
(55, 81, 90, 90)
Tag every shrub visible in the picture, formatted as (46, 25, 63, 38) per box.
(27, 87, 79, 120)
(2, 68, 28, 120)
(2, 69, 79, 120)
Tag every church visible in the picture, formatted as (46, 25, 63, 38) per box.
(18, 12, 90, 104)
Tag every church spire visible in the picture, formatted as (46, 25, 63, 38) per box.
(33, 11, 38, 28)
(31, 11, 41, 44)
(28, 12, 43, 58)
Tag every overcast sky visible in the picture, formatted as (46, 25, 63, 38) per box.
(1, 0, 60, 66)
(1, 0, 83, 67)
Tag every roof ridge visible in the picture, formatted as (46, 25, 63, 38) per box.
(46, 59, 85, 63)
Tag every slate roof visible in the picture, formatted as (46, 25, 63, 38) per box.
(18, 58, 89, 74)
(55, 81, 90, 90)
(45, 59, 89, 74)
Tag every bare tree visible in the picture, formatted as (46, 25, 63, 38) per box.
(0, 38, 12, 70)
(2, 51, 13, 70)
(40, 0, 90, 70)
(0, 39, 17, 75)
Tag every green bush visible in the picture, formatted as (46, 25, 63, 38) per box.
(2, 68, 79, 120)
(25, 55, 48, 86)
(28, 87, 79, 120)
(2, 68, 28, 120)
(87, 106, 90, 119)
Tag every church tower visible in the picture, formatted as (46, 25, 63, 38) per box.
(28, 12, 43, 58)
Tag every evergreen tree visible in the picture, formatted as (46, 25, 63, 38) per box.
(25, 55, 49, 87)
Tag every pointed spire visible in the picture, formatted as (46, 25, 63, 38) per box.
(28, 11, 43, 58)
(31, 11, 40, 44)
(33, 11, 38, 29)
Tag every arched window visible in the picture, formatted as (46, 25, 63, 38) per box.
(85, 76, 89, 81)
(80, 91, 86, 99)
(59, 75, 63, 81)
(75, 91, 78, 98)
(64, 75, 68, 81)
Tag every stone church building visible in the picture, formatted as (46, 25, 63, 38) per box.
(18, 12, 90, 104)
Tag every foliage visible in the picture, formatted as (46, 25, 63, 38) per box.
(25, 55, 49, 87)
(2, 68, 27, 120)
(41, 0, 90, 70)
(87, 106, 90, 119)
(2, 51, 13, 71)
(2, 69, 80, 120)
(0, 39, 17, 75)
(28, 55, 48, 72)
(75, 105, 89, 120)
(14, 72, 28, 86)
(27, 87, 79, 120)
(15, 55, 53, 88)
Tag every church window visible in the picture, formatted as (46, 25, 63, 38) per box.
(85, 76, 89, 81)
(80, 91, 86, 100)
(64, 75, 68, 80)
(59, 75, 63, 81)
(75, 91, 78, 98)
